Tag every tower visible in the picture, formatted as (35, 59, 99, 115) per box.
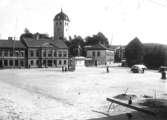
(53, 9, 70, 40)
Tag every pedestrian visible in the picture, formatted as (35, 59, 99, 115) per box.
(62, 66, 64, 72)
(128, 96, 132, 105)
(65, 67, 67, 72)
(161, 70, 166, 79)
(106, 66, 109, 73)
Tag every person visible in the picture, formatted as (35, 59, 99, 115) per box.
(62, 66, 64, 72)
(65, 67, 67, 72)
(128, 96, 132, 105)
(106, 66, 109, 73)
(161, 70, 166, 79)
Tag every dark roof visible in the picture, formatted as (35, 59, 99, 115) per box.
(0, 40, 26, 48)
(22, 38, 68, 49)
(85, 44, 107, 50)
(54, 9, 70, 21)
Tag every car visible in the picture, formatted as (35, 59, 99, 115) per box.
(159, 66, 167, 72)
(131, 64, 147, 73)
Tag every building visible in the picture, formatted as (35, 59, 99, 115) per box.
(54, 9, 70, 40)
(113, 46, 126, 62)
(22, 38, 68, 68)
(0, 39, 26, 68)
(0, 9, 69, 69)
(85, 44, 115, 66)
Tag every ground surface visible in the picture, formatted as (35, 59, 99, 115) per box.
(0, 66, 166, 120)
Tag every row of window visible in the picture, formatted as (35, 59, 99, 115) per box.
(0, 60, 24, 67)
(29, 50, 67, 58)
(56, 21, 69, 26)
(0, 50, 24, 57)
(92, 51, 101, 57)
(30, 60, 67, 66)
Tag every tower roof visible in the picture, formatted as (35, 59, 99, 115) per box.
(54, 9, 70, 21)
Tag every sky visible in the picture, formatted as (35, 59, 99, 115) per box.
(0, 0, 167, 45)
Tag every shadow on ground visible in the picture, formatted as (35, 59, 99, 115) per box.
(88, 110, 165, 120)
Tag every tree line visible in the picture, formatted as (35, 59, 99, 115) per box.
(20, 28, 110, 57)
(125, 37, 167, 69)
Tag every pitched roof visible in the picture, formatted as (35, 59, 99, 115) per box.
(22, 38, 68, 49)
(85, 44, 107, 50)
(0, 39, 26, 48)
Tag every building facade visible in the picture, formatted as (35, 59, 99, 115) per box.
(85, 44, 115, 66)
(0, 39, 26, 68)
(22, 38, 68, 68)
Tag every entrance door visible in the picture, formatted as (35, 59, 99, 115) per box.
(48, 60, 52, 67)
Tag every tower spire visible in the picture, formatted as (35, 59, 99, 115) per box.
(61, 8, 63, 13)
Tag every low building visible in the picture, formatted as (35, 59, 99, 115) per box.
(0, 39, 26, 68)
(85, 44, 114, 66)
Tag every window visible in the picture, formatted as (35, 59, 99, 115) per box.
(20, 60, 24, 66)
(54, 60, 57, 65)
(43, 51, 46, 57)
(59, 60, 62, 65)
(36, 60, 39, 65)
(31, 60, 34, 65)
(15, 51, 19, 56)
(97, 52, 100, 57)
(63, 51, 67, 57)
(4, 51, 8, 56)
(20, 51, 24, 57)
(64, 60, 66, 65)
(36, 50, 40, 57)
(0, 51, 2, 56)
(9, 60, 13, 66)
(48, 50, 52, 57)
(92, 51, 95, 57)
(4, 60, 8, 66)
(43, 60, 46, 65)
(15, 60, 18, 66)
(58, 51, 62, 57)
(54, 51, 57, 57)
(30, 50, 34, 57)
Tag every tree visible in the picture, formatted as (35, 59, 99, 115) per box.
(67, 35, 85, 57)
(85, 32, 109, 47)
(143, 44, 166, 69)
(20, 28, 33, 40)
(125, 37, 144, 67)
(33, 32, 50, 39)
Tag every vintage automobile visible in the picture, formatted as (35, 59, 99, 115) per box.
(131, 64, 147, 73)
(159, 66, 167, 72)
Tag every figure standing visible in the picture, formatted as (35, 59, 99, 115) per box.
(161, 70, 166, 79)
(128, 96, 132, 105)
(106, 66, 109, 73)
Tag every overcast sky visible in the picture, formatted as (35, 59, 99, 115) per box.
(0, 0, 167, 45)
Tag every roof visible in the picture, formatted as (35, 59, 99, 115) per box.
(0, 39, 26, 48)
(109, 45, 126, 51)
(54, 9, 70, 21)
(85, 44, 107, 50)
(22, 38, 68, 49)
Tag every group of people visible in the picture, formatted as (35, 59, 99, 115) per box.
(62, 66, 68, 72)
(62, 66, 75, 72)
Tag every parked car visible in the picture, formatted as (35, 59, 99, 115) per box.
(159, 66, 167, 72)
(131, 64, 147, 73)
